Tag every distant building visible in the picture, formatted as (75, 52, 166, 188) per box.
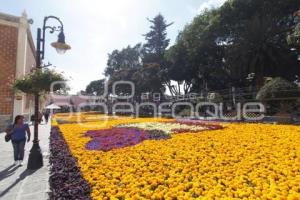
(0, 11, 36, 131)
(50, 94, 100, 112)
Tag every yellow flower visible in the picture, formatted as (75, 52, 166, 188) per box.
(53, 113, 300, 199)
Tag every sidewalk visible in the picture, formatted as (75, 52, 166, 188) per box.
(0, 122, 50, 200)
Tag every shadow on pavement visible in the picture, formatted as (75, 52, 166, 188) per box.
(0, 168, 37, 198)
(0, 164, 20, 182)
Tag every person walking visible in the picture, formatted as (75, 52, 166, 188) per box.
(5, 115, 31, 166)
(38, 111, 43, 124)
(30, 114, 35, 125)
(44, 110, 50, 124)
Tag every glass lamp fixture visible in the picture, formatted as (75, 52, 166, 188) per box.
(51, 30, 71, 54)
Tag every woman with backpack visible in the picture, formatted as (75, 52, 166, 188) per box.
(5, 115, 31, 166)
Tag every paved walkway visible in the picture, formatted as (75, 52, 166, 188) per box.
(0, 122, 50, 200)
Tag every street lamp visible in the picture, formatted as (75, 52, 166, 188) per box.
(27, 16, 71, 170)
(51, 30, 71, 54)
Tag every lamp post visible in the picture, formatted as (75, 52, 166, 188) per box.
(27, 16, 71, 170)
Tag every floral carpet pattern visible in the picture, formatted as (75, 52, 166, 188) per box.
(84, 121, 221, 151)
(52, 113, 300, 199)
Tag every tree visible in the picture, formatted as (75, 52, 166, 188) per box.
(102, 2, 300, 100)
(166, 9, 231, 94)
(167, 0, 300, 93)
(142, 14, 173, 95)
(132, 63, 166, 95)
(143, 14, 173, 59)
(13, 69, 68, 95)
(105, 44, 143, 77)
(86, 79, 106, 96)
(104, 44, 143, 96)
(218, 0, 300, 89)
(164, 37, 194, 95)
(104, 14, 173, 98)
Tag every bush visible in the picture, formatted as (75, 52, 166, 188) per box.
(257, 78, 299, 100)
(287, 11, 300, 46)
(208, 92, 223, 103)
(178, 108, 192, 117)
(257, 77, 300, 115)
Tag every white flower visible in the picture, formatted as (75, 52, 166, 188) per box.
(118, 122, 207, 134)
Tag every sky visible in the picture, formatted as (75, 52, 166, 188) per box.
(0, 0, 226, 94)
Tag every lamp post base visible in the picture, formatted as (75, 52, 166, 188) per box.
(27, 141, 43, 170)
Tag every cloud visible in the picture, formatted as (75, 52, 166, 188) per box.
(48, 0, 158, 93)
(20, 0, 213, 94)
(61, 0, 227, 93)
(198, 0, 226, 12)
(188, 0, 226, 14)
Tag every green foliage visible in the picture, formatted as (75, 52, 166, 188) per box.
(219, 0, 300, 88)
(257, 77, 299, 101)
(104, 14, 173, 97)
(141, 14, 173, 94)
(167, 0, 300, 91)
(13, 69, 68, 94)
(104, 44, 143, 96)
(105, 44, 143, 77)
(86, 79, 106, 96)
(164, 37, 195, 92)
(143, 13, 173, 57)
(208, 92, 223, 103)
(132, 64, 166, 94)
(287, 14, 300, 46)
(178, 108, 192, 117)
(166, 9, 231, 92)
(257, 77, 300, 115)
(100, 1, 300, 99)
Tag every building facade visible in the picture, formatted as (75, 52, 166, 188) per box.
(0, 12, 36, 131)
